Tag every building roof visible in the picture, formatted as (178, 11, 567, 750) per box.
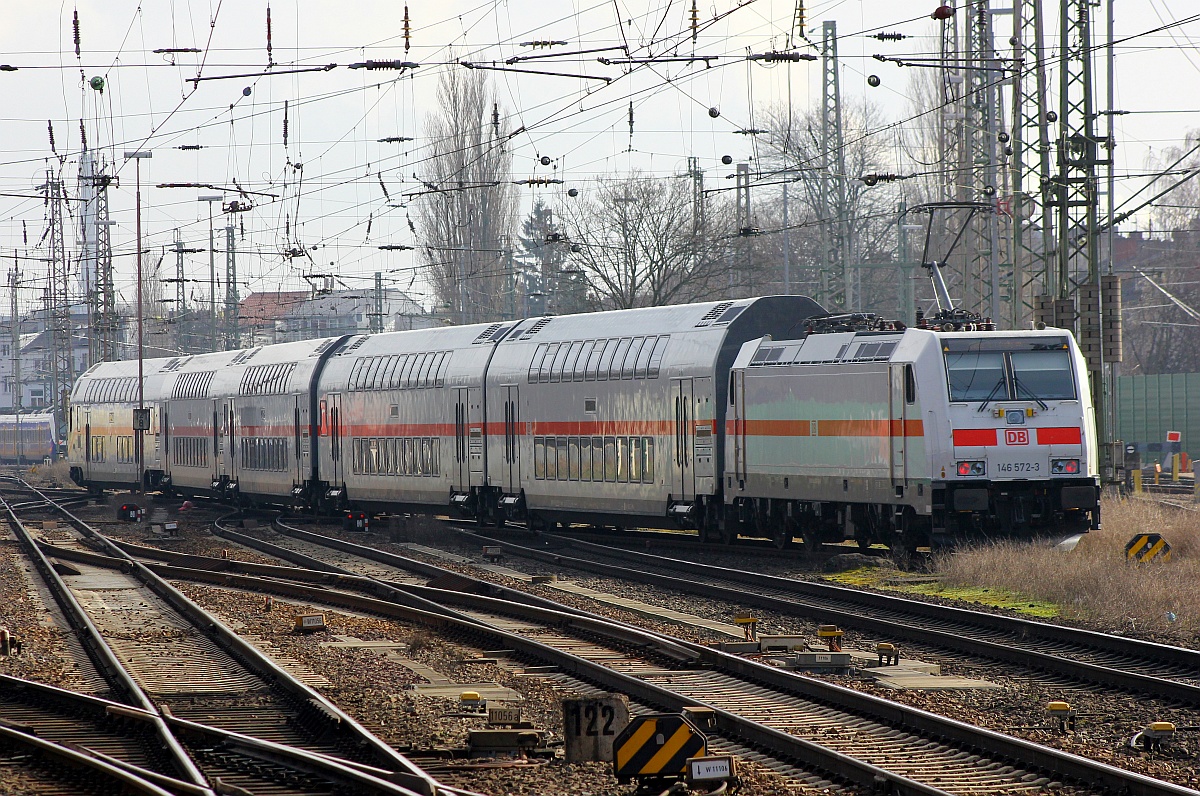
(239, 291, 309, 327)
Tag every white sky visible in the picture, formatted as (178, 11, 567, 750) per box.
(0, 0, 1196, 314)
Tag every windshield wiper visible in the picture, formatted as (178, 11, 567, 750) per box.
(976, 376, 1008, 412)
(1013, 376, 1048, 410)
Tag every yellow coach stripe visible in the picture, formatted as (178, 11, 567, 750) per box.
(616, 719, 657, 770)
(641, 723, 693, 775)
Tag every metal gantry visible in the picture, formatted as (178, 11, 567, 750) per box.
(78, 152, 119, 364)
(1011, 0, 1057, 330)
(40, 172, 72, 428)
(819, 20, 851, 310)
(224, 224, 238, 349)
(964, 0, 1005, 323)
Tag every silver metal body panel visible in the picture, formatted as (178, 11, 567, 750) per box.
(314, 323, 506, 505)
(727, 327, 1097, 513)
(485, 297, 826, 522)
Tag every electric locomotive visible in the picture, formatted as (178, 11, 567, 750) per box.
(725, 317, 1099, 550)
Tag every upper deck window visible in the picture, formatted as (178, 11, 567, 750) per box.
(944, 337, 1075, 403)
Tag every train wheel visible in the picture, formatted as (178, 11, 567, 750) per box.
(770, 523, 793, 550)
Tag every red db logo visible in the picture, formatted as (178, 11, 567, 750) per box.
(1005, 429, 1029, 446)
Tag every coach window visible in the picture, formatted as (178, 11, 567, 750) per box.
(579, 436, 593, 480)
(572, 341, 594, 381)
(545, 437, 557, 479)
(595, 339, 618, 381)
(556, 436, 569, 480)
(609, 338, 633, 380)
(529, 344, 549, 383)
(390, 355, 409, 388)
(621, 337, 645, 379)
(428, 353, 446, 387)
(634, 336, 656, 379)
(584, 340, 605, 380)
(629, 437, 642, 481)
(534, 437, 546, 478)
(549, 343, 571, 383)
(643, 438, 655, 483)
(538, 343, 559, 383)
(603, 436, 618, 481)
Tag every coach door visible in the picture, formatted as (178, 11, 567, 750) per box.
(672, 378, 696, 500)
(213, 399, 226, 477)
(502, 385, 521, 492)
(888, 364, 910, 486)
(294, 397, 309, 484)
(328, 393, 345, 486)
(453, 388, 469, 488)
(82, 409, 92, 479)
(468, 387, 485, 479)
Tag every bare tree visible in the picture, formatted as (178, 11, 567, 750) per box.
(415, 68, 517, 324)
(757, 99, 905, 314)
(556, 173, 737, 309)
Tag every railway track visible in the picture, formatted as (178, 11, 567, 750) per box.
(104, 512, 1199, 796)
(0, 479, 454, 796)
(457, 525, 1200, 706)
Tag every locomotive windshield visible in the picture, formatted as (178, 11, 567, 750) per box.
(944, 337, 1075, 403)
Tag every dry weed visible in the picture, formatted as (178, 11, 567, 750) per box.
(935, 496, 1200, 641)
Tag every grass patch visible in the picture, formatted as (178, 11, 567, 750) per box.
(933, 495, 1200, 640)
(823, 567, 1059, 618)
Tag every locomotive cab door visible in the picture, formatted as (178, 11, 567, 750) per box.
(502, 385, 521, 492)
(672, 378, 696, 501)
(888, 364, 911, 487)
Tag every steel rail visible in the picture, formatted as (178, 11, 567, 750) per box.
(463, 527, 1200, 705)
(10, 480, 446, 796)
(0, 674, 211, 796)
(0, 723, 179, 796)
(119, 520, 1200, 796)
(0, 491, 213, 793)
(57, 543, 961, 796)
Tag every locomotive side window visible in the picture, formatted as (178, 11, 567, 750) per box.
(905, 364, 916, 405)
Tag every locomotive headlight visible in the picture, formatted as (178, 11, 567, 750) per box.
(1051, 458, 1080, 475)
(956, 460, 986, 477)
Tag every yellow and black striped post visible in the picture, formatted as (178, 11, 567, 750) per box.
(1125, 533, 1172, 564)
(613, 714, 707, 783)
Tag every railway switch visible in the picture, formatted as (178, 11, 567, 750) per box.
(733, 611, 758, 641)
(877, 643, 900, 666)
(818, 625, 844, 652)
(459, 690, 486, 711)
(1134, 722, 1176, 751)
(1046, 701, 1076, 733)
